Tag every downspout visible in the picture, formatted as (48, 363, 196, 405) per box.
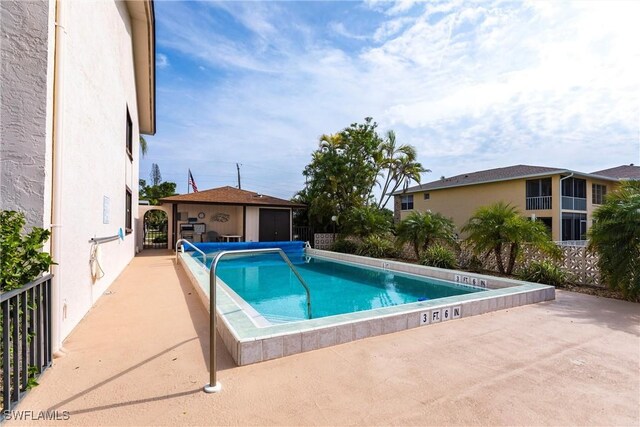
(50, 0, 66, 356)
(558, 172, 574, 242)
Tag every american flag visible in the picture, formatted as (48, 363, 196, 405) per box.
(188, 169, 198, 193)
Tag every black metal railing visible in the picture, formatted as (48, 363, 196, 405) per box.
(1, 274, 53, 414)
(143, 226, 168, 249)
(293, 226, 313, 246)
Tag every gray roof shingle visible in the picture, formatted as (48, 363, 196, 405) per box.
(397, 164, 565, 194)
(160, 186, 305, 207)
(591, 165, 640, 180)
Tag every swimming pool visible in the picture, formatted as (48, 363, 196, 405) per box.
(209, 254, 485, 323)
(178, 245, 555, 365)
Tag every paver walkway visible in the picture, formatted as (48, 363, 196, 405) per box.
(9, 251, 640, 426)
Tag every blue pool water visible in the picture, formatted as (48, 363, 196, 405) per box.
(193, 252, 485, 323)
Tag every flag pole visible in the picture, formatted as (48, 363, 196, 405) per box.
(187, 169, 190, 194)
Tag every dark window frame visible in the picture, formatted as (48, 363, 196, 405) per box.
(423, 193, 430, 200)
(125, 186, 132, 234)
(561, 212, 587, 241)
(526, 178, 552, 198)
(401, 194, 414, 210)
(561, 177, 586, 198)
(125, 107, 133, 161)
(592, 184, 607, 205)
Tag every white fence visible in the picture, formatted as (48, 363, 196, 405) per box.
(314, 233, 602, 286)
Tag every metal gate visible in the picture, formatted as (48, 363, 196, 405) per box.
(293, 226, 313, 246)
(143, 209, 168, 249)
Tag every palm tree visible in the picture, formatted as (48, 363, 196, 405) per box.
(588, 180, 640, 300)
(377, 131, 429, 209)
(139, 136, 148, 157)
(395, 211, 456, 259)
(462, 202, 558, 275)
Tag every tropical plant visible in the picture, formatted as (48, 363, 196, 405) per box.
(139, 164, 177, 205)
(0, 210, 55, 291)
(395, 211, 456, 259)
(140, 135, 148, 157)
(420, 244, 457, 269)
(341, 206, 393, 238)
(377, 130, 429, 209)
(588, 180, 640, 300)
(298, 118, 427, 231)
(356, 235, 397, 258)
(462, 202, 560, 275)
(330, 239, 360, 254)
(519, 260, 568, 287)
(301, 118, 383, 229)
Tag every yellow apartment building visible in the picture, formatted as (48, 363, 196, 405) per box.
(393, 164, 639, 242)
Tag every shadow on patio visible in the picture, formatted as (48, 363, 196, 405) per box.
(8, 251, 639, 426)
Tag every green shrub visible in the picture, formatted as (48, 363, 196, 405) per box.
(152, 235, 168, 243)
(330, 239, 360, 254)
(420, 244, 457, 269)
(519, 260, 567, 287)
(0, 210, 55, 291)
(341, 206, 393, 238)
(356, 235, 397, 258)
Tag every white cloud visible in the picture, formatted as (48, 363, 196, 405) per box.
(147, 1, 640, 200)
(156, 53, 169, 68)
(328, 21, 369, 41)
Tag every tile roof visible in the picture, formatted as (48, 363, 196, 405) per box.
(591, 165, 640, 180)
(159, 186, 305, 208)
(398, 165, 565, 194)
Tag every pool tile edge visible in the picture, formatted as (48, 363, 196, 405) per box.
(178, 250, 555, 366)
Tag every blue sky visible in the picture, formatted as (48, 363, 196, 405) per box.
(143, 0, 640, 204)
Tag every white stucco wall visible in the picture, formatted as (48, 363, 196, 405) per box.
(0, 0, 51, 228)
(53, 0, 141, 340)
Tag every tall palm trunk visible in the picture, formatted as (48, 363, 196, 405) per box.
(506, 242, 519, 275)
(494, 243, 505, 273)
(413, 240, 421, 260)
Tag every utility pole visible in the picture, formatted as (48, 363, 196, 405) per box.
(236, 163, 242, 189)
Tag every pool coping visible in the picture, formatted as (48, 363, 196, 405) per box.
(178, 249, 555, 366)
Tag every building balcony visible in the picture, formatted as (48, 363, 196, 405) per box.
(526, 196, 552, 210)
(562, 196, 587, 211)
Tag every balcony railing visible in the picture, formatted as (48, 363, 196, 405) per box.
(1, 274, 53, 416)
(555, 240, 588, 247)
(562, 196, 587, 211)
(526, 196, 552, 210)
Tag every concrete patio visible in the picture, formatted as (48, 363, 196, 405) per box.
(9, 250, 640, 426)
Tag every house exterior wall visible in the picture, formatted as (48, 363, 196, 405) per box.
(0, 0, 51, 228)
(166, 204, 294, 243)
(54, 0, 141, 340)
(585, 177, 614, 228)
(175, 204, 243, 240)
(396, 175, 619, 242)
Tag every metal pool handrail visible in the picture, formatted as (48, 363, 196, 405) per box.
(204, 248, 312, 393)
(175, 239, 207, 266)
